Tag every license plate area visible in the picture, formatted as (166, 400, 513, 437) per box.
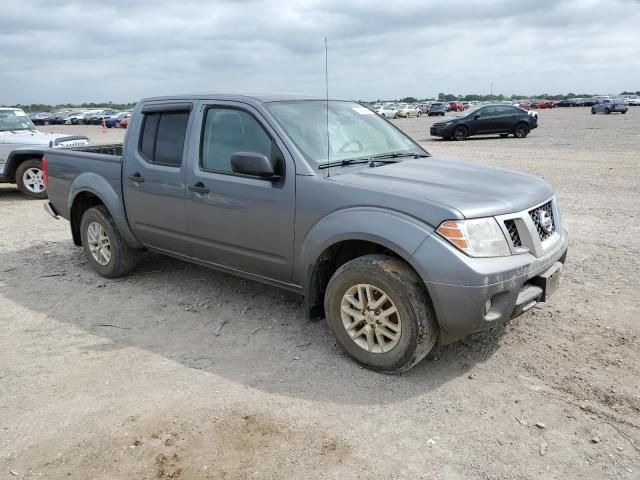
(531, 262, 563, 302)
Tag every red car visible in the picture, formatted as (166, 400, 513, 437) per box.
(449, 101, 464, 112)
(531, 100, 555, 109)
(119, 117, 129, 128)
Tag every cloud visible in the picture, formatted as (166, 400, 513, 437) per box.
(1, 0, 639, 104)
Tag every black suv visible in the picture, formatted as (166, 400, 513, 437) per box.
(430, 104, 538, 141)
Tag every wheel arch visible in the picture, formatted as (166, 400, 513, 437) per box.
(68, 173, 143, 248)
(298, 208, 436, 320)
(5, 150, 45, 182)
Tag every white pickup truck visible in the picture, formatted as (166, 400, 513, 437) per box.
(0, 107, 89, 198)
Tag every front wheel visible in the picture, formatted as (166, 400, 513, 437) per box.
(591, 108, 596, 114)
(324, 254, 438, 373)
(80, 206, 139, 278)
(15, 158, 47, 199)
(453, 125, 468, 141)
(514, 123, 530, 138)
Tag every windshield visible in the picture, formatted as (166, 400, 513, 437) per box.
(0, 110, 36, 132)
(455, 106, 482, 117)
(266, 100, 425, 167)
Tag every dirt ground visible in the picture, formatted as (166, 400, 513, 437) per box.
(1, 107, 639, 479)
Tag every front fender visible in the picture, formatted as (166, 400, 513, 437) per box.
(68, 173, 142, 248)
(2, 148, 46, 181)
(297, 207, 435, 296)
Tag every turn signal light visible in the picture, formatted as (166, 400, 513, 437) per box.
(436, 221, 469, 250)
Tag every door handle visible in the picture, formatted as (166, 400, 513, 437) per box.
(189, 182, 210, 195)
(128, 173, 145, 183)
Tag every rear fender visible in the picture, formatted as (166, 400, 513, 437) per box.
(68, 172, 143, 248)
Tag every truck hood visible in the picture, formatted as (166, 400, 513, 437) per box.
(0, 130, 88, 146)
(331, 156, 553, 218)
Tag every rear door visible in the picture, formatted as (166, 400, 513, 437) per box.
(495, 106, 517, 132)
(123, 103, 194, 255)
(184, 101, 296, 283)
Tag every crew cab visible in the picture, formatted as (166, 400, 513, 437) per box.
(43, 94, 568, 372)
(0, 107, 89, 198)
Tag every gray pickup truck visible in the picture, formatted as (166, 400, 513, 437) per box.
(43, 94, 568, 372)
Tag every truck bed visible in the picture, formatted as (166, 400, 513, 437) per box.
(67, 143, 124, 156)
(45, 144, 124, 221)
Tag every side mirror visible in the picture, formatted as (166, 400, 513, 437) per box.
(231, 152, 280, 180)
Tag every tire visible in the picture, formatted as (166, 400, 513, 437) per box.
(80, 206, 139, 278)
(417, 111, 421, 117)
(591, 108, 596, 114)
(499, 133, 509, 138)
(453, 125, 468, 141)
(605, 108, 611, 114)
(15, 158, 47, 199)
(324, 254, 438, 373)
(621, 111, 626, 114)
(514, 123, 530, 138)
(71, 118, 78, 125)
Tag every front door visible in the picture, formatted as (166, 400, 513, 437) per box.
(472, 106, 498, 134)
(122, 104, 193, 255)
(185, 103, 296, 283)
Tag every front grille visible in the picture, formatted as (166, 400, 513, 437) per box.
(529, 201, 556, 241)
(504, 219, 522, 247)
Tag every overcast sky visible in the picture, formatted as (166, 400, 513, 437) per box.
(2, 0, 639, 104)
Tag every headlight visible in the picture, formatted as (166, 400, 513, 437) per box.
(436, 218, 511, 257)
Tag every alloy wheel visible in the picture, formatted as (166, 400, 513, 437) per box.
(22, 167, 45, 194)
(86, 221, 112, 265)
(340, 283, 401, 353)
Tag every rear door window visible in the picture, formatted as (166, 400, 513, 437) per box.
(139, 111, 190, 166)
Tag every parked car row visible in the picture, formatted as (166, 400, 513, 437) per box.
(26, 109, 132, 127)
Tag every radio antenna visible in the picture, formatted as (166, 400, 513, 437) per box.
(324, 37, 330, 177)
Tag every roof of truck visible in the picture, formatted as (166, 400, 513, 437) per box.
(139, 93, 343, 104)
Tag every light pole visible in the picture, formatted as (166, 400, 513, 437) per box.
(490, 83, 494, 97)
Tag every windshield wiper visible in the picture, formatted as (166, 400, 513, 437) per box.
(318, 152, 428, 169)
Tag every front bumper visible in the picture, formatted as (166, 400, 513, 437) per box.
(430, 123, 454, 137)
(413, 226, 569, 345)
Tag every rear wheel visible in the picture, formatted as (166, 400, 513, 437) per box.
(514, 123, 530, 138)
(15, 159, 47, 199)
(80, 206, 139, 278)
(453, 125, 468, 141)
(324, 254, 438, 373)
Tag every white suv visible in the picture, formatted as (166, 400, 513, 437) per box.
(0, 108, 89, 198)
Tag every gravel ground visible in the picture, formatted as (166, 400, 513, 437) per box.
(1, 107, 639, 479)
